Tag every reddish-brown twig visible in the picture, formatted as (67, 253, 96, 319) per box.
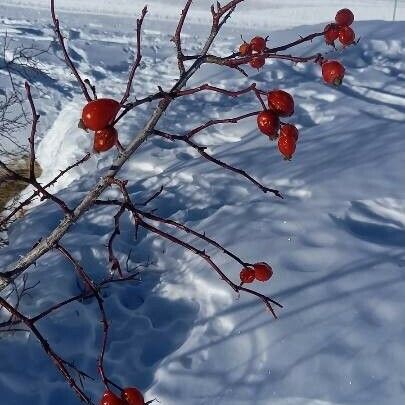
(153, 128, 282, 198)
(24, 82, 39, 181)
(0, 155, 73, 215)
(101, 180, 282, 318)
(56, 244, 112, 392)
(0, 296, 92, 403)
(172, 0, 193, 76)
(120, 6, 148, 106)
(135, 214, 282, 318)
(50, 0, 92, 101)
(0, 153, 90, 228)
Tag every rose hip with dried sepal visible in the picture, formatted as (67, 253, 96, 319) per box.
(321, 60, 345, 86)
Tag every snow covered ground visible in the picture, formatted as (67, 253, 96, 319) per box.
(1, 1, 405, 405)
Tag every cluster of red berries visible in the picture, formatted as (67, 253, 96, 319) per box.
(239, 36, 268, 69)
(240, 262, 273, 284)
(80, 98, 121, 153)
(257, 89, 299, 160)
(324, 8, 355, 47)
(320, 8, 355, 86)
(100, 387, 145, 405)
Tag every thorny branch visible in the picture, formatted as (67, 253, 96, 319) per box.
(50, 0, 92, 101)
(120, 6, 148, 106)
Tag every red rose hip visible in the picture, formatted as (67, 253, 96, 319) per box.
(253, 262, 273, 282)
(121, 387, 145, 405)
(267, 90, 295, 117)
(240, 267, 255, 284)
(257, 110, 280, 138)
(100, 390, 124, 405)
(335, 8, 354, 26)
(81, 98, 120, 131)
(323, 23, 339, 45)
(93, 127, 118, 153)
(280, 123, 298, 142)
(338, 26, 355, 46)
(278, 135, 296, 160)
(239, 42, 252, 56)
(249, 55, 265, 69)
(321, 60, 345, 85)
(250, 36, 267, 52)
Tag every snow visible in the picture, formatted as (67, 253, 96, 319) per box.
(1, 1, 405, 405)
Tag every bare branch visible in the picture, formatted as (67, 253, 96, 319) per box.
(50, 0, 92, 101)
(120, 6, 148, 105)
(172, 0, 193, 76)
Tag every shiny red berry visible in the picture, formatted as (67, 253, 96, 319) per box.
(338, 26, 355, 46)
(257, 111, 280, 138)
(278, 135, 296, 160)
(280, 124, 298, 142)
(335, 8, 354, 26)
(121, 387, 144, 405)
(253, 262, 273, 282)
(93, 127, 118, 153)
(100, 390, 124, 405)
(321, 60, 345, 85)
(267, 90, 294, 117)
(81, 99, 120, 131)
(240, 267, 256, 284)
(250, 36, 267, 52)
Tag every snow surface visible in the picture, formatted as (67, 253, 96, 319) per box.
(1, 1, 405, 405)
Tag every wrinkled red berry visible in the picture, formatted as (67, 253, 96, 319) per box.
(250, 36, 267, 52)
(253, 262, 273, 282)
(249, 55, 265, 69)
(323, 23, 340, 45)
(240, 267, 256, 284)
(239, 42, 252, 56)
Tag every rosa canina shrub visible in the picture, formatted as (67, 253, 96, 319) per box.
(0, 2, 358, 404)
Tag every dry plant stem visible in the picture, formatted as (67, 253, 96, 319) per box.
(1, 81, 73, 215)
(0, 0, 247, 290)
(96, 196, 249, 269)
(210, 52, 323, 68)
(184, 31, 325, 61)
(0, 273, 138, 328)
(108, 203, 126, 276)
(56, 244, 111, 390)
(136, 215, 281, 318)
(0, 153, 90, 228)
(114, 82, 263, 125)
(0, 296, 92, 403)
(172, 0, 193, 76)
(153, 128, 283, 197)
(120, 6, 148, 106)
(137, 209, 249, 267)
(184, 110, 261, 140)
(50, 0, 92, 102)
(24, 82, 39, 180)
(103, 180, 282, 318)
(266, 31, 324, 53)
